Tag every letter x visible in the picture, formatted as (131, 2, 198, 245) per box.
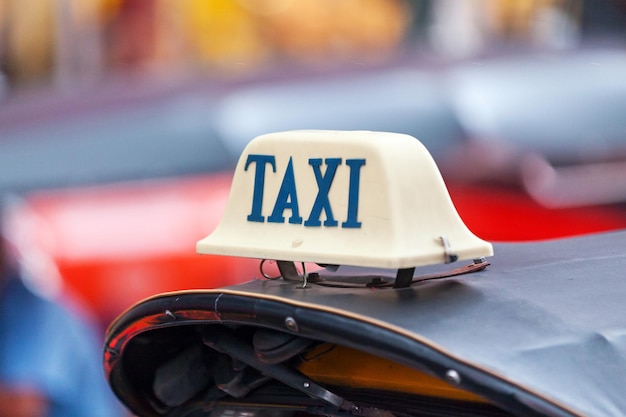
(304, 158, 341, 227)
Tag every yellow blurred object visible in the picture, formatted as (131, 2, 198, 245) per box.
(489, 0, 581, 40)
(154, 0, 409, 72)
(299, 344, 487, 403)
(2, 0, 55, 85)
(260, 0, 410, 63)
(175, 0, 270, 70)
(0, 0, 410, 86)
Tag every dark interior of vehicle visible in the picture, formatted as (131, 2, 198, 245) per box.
(114, 323, 514, 417)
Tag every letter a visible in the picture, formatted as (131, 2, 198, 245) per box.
(268, 157, 303, 224)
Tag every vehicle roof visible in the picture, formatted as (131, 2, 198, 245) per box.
(225, 231, 626, 416)
(106, 230, 626, 416)
(448, 49, 626, 161)
(0, 79, 234, 194)
(2, 49, 625, 197)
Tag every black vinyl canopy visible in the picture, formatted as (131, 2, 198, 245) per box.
(105, 230, 626, 417)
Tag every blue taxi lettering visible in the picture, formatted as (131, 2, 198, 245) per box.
(246, 154, 365, 228)
(342, 158, 366, 228)
(303, 158, 341, 227)
(268, 158, 303, 224)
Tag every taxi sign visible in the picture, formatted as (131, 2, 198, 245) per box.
(197, 130, 492, 269)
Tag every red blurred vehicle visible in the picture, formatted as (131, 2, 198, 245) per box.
(6, 175, 259, 324)
(6, 172, 626, 327)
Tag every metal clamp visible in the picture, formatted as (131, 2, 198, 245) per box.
(439, 236, 458, 264)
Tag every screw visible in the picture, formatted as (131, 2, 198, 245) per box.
(285, 316, 299, 332)
(303, 382, 310, 389)
(446, 369, 461, 385)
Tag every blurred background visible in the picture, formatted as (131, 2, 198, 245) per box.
(0, 0, 624, 88)
(0, 2, 625, 415)
(0, 0, 626, 323)
(0, 0, 625, 329)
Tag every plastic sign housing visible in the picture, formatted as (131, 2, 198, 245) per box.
(197, 130, 492, 269)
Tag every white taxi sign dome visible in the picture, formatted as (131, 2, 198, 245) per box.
(197, 130, 492, 269)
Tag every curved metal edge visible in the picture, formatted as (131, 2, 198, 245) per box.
(104, 289, 584, 417)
